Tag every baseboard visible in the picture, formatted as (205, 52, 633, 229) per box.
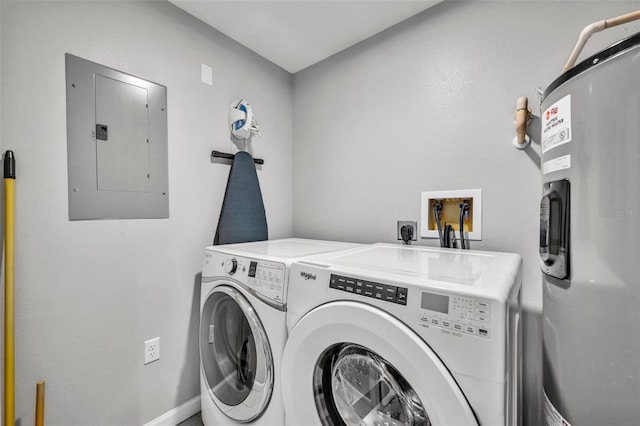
(144, 395, 200, 426)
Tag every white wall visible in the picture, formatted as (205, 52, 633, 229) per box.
(0, 1, 292, 424)
(292, 1, 640, 424)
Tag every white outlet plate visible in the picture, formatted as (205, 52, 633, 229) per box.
(420, 189, 482, 240)
(144, 337, 160, 365)
(201, 64, 213, 86)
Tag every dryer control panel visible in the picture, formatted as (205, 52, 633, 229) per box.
(419, 291, 492, 339)
(244, 259, 285, 303)
(216, 254, 286, 304)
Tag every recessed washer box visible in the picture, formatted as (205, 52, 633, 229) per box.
(65, 54, 169, 220)
(420, 189, 482, 241)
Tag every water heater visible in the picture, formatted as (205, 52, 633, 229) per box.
(540, 32, 640, 425)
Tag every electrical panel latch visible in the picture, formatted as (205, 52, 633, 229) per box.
(96, 124, 108, 141)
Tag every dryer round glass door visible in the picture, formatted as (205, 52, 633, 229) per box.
(282, 301, 478, 426)
(200, 285, 274, 422)
(314, 343, 429, 425)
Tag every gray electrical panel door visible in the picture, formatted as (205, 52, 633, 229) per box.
(66, 54, 169, 220)
(95, 75, 150, 193)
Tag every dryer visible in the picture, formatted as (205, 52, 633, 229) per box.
(199, 238, 359, 426)
(283, 243, 522, 426)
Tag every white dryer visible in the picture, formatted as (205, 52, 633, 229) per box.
(199, 238, 360, 426)
(283, 243, 522, 426)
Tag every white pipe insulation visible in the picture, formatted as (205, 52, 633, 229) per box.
(563, 10, 640, 72)
(562, 20, 606, 72)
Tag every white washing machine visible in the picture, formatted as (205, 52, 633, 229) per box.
(199, 238, 360, 426)
(283, 243, 522, 426)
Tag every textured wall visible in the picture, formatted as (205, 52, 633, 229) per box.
(0, 1, 292, 424)
(292, 2, 640, 424)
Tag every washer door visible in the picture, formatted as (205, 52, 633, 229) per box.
(200, 285, 273, 422)
(282, 301, 478, 426)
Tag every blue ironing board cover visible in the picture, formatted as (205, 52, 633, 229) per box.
(214, 151, 268, 245)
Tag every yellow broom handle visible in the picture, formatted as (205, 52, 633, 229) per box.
(4, 150, 16, 426)
(35, 381, 45, 426)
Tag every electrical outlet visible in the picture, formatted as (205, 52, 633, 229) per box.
(144, 337, 160, 365)
(397, 221, 417, 241)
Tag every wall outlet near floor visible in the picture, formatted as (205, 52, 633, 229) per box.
(144, 337, 160, 365)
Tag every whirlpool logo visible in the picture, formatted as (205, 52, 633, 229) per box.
(300, 271, 317, 280)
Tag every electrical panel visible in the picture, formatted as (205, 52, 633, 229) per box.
(65, 54, 169, 220)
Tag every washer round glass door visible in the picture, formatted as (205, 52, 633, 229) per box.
(315, 343, 430, 425)
(281, 301, 478, 426)
(200, 285, 273, 422)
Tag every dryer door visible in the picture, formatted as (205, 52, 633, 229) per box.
(282, 301, 478, 426)
(200, 285, 273, 422)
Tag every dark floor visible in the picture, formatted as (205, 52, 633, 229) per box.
(177, 412, 203, 426)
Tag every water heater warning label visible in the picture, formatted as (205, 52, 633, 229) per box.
(542, 95, 572, 153)
(543, 391, 572, 426)
(543, 155, 571, 175)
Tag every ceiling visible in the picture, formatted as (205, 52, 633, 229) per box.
(168, 1, 441, 74)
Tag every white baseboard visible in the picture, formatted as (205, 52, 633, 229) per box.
(144, 395, 200, 426)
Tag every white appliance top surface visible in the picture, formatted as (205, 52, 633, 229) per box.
(300, 243, 521, 297)
(210, 238, 359, 261)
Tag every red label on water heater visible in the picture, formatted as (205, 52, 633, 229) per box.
(542, 95, 572, 153)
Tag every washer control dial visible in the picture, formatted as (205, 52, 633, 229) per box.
(224, 258, 238, 275)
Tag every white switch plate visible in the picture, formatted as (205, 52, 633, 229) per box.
(144, 337, 160, 365)
(201, 64, 213, 86)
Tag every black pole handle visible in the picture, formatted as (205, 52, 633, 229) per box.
(211, 150, 264, 165)
(4, 150, 15, 179)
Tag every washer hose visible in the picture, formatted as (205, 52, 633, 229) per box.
(433, 201, 444, 247)
(459, 201, 470, 250)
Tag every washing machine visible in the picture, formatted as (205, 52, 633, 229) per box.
(199, 238, 360, 426)
(282, 243, 522, 426)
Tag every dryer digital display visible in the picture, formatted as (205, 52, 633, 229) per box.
(246, 260, 286, 303)
(421, 292, 449, 314)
